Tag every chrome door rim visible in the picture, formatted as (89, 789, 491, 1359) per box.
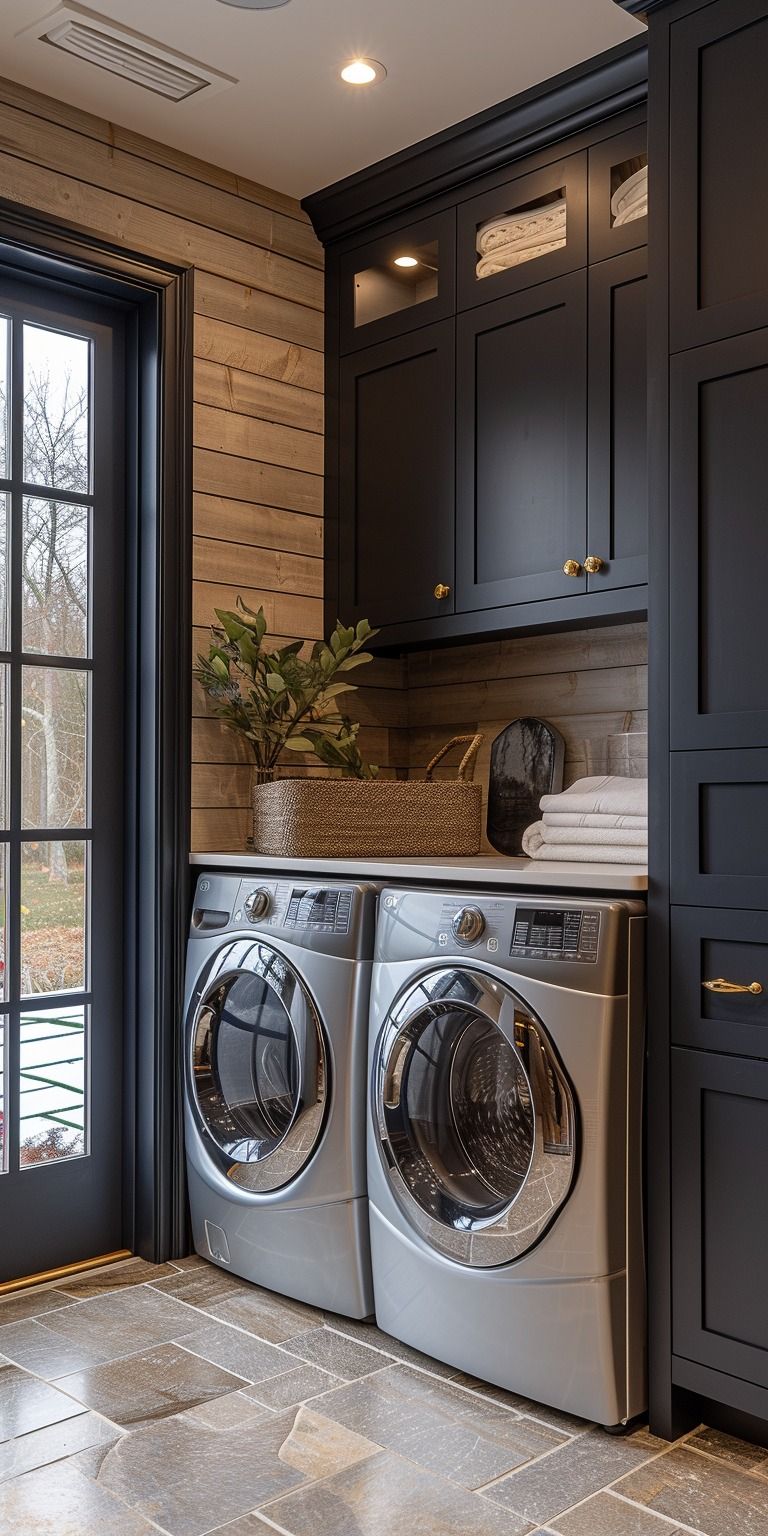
(187, 937, 328, 1193)
(373, 966, 576, 1267)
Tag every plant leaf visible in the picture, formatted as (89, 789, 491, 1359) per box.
(284, 735, 316, 752)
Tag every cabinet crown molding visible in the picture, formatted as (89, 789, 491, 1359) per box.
(303, 37, 647, 246)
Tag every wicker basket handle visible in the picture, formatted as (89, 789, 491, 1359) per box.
(425, 733, 484, 783)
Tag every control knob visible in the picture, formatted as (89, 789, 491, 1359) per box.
(244, 887, 271, 923)
(451, 906, 486, 945)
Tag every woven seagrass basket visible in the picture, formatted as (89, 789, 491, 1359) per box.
(251, 734, 483, 858)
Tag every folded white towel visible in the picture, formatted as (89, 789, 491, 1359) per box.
(542, 811, 647, 830)
(476, 198, 566, 256)
(534, 823, 648, 848)
(476, 238, 566, 279)
(522, 823, 648, 864)
(539, 775, 647, 819)
(613, 200, 647, 227)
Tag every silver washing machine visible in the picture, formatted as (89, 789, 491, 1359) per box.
(368, 886, 646, 1427)
(184, 871, 377, 1317)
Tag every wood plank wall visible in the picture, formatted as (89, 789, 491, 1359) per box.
(404, 622, 648, 852)
(0, 74, 336, 852)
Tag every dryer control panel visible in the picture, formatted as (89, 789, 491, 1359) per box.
(510, 907, 600, 963)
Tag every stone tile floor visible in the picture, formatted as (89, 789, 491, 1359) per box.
(0, 1256, 767, 1534)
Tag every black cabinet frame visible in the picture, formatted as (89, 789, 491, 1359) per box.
(456, 152, 587, 312)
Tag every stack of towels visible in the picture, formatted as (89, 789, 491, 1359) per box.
(476, 197, 566, 280)
(611, 164, 648, 227)
(522, 775, 648, 865)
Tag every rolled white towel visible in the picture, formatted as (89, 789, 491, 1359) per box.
(534, 823, 648, 848)
(539, 775, 647, 819)
(542, 810, 647, 830)
(522, 822, 647, 864)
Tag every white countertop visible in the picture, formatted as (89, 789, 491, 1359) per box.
(190, 852, 648, 893)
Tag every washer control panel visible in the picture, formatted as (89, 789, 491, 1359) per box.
(510, 906, 600, 963)
(283, 886, 353, 934)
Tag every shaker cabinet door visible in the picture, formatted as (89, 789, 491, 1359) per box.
(670, 0, 768, 350)
(338, 321, 455, 630)
(672, 1048, 768, 1392)
(670, 329, 768, 751)
(456, 272, 587, 614)
(587, 248, 647, 592)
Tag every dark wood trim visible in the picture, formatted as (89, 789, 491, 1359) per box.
(303, 38, 647, 245)
(641, 0, 683, 1441)
(0, 198, 193, 1263)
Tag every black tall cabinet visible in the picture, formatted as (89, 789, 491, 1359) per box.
(620, 0, 768, 1440)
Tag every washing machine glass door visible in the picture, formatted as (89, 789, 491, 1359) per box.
(374, 967, 576, 1267)
(188, 939, 327, 1192)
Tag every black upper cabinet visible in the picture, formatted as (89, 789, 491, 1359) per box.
(339, 209, 456, 354)
(588, 123, 648, 264)
(670, 328, 768, 751)
(338, 320, 455, 630)
(456, 273, 587, 613)
(456, 153, 587, 312)
(670, 0, 768, 351)
(587, 248, 648, 591)
(307, 42, 649, 647)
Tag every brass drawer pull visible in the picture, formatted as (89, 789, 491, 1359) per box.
(584, 555, 605, 574)
(433, 582, 451, 600)
(563, 559, 582, 577)
(702, 977, 763, 996)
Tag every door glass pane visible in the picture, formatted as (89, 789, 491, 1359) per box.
(22, 498, 89, 657)
(475, 188, 566, 280)
(23, 325, 90, 494)
(383, 1005, 534, 1225)
(0, 316, 8, 479)
(0, 1015, 6, 1173)
(193, 970, 299, 1164)
(0, 495, 8, 652)
(21, 840, 86, 996)
(19, 1004, 86, 1166)
(22, 667, 88, 830)
(354, 239, 439, 328)
(0, 667, 8, 830)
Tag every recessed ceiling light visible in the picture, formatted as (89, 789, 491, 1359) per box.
(394, 255, 419, 268)
(216, 0, 290, 8)
(340, 58, 386, 85)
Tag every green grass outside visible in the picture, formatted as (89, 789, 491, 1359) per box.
(21, 862, 85, 931)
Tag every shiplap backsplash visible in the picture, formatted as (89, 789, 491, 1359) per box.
(404, 622, 648, 852)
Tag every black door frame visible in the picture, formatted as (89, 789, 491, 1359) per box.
(0, 197, 192, 1264)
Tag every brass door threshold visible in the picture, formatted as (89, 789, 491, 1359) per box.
(0, 1249, 132, 1296)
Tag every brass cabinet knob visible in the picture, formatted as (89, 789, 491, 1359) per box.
(562, 559, 582, 577)
(434, 582, 451, 600)
(584, 555, 606, 574)
(702, 977, 763, 995)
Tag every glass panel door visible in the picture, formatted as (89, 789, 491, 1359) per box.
(188, 939, 328, 1195)
(0, 275, 126, 1281)
(374, 968, 577, 1267)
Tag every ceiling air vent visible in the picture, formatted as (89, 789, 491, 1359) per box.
(22, 4, 237, 102)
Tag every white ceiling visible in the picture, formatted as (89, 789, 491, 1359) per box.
(1, 0, 645, 201)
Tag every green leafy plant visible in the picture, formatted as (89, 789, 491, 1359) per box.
(195, 598, 379, 780)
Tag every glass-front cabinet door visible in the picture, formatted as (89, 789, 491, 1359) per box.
(339, 210, 456, 353)
(457, 153, 587, 311)
(0, 277, 126, 1282)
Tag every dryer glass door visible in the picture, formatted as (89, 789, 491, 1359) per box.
(188, 939, 327, 1192)
(374, 967, 576, 1266)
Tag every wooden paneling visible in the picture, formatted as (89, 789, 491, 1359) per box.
(404, 621, 647, 852)
(0, 75, 326, 852)
(194, 358, 323, 434)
